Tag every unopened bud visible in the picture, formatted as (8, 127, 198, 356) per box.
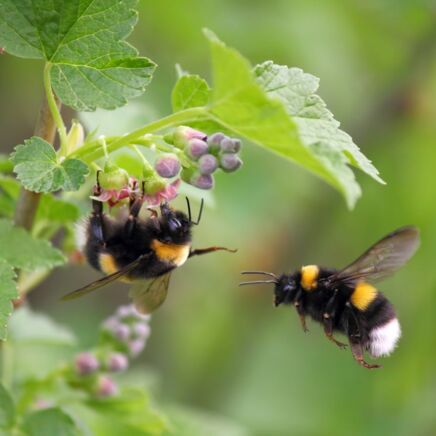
(190, 173, 214, 190)
(107, 353, 129, 372)
(65, 120, 85, 154)
(155, 154, 181, 178)
(171, 126, 207, 149)
(75, 352, 99, 375)
(220, 154, 242, 172)
(198, 154, 218, 175)
(96, 376, 118, 397)
(185, 139, 209, 160)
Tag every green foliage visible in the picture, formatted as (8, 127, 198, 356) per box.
(172, 75, 211, 112)
(0, 260, 17, 340)
(11, 137, 88, 192)
(0, 0, 156, 111)
(0, 383, 15, 431)
(22, 408, 78, 436)
(0, 220, 65, 271)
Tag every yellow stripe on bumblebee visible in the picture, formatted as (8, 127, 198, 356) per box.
(351, 282, 378, 310)
(300, 265, 320, 291)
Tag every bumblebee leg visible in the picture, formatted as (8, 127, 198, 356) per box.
(323, 316, 347, 349)
(346, 305, 381, 369)
(293, 288, 308, 333)
(323, 290, 347, 349)
(90, 183, 106, 244)
(124, 197, 145, 238)
(189, 246, 237, 257)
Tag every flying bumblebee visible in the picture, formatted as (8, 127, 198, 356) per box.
(240, 226, 420, 369)
(63, 178, 235, 313)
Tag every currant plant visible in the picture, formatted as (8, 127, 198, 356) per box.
(0, 1, 383, 434)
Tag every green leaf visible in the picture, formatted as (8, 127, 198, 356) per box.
(172, 75, 211, 112)
(0, 219, 65, 271)
(36, 195, 80, 225)
(0, 154, 13, 174)
(0, 383, 15, 430)
(0, 0, 156, 111)
(254, 61, 384, 184)
(203, 30, 381, 207)
(9, 306, 76, 346)
(11, 137, 89, 193)
(22, 408, 77, 436)
(0, 260, 17, 340)
(0, 176, 20, 219)
(71, 388, 167, 435)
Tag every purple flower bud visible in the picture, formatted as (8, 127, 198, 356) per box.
(221, 138, 242, 153)
(172, 126, 207, 148)
(155, 154, 181, 178)
(220, 154, 242, 173)
(116, 305, 137, 319)
(96, 376, 118, 397)
(198, 154, 218, 175)
(75, 352, 99, 375)
(190, 173, 214, 190)
(132, 322, 151, 339)
(128, 339, 146, 357)
(185, 139, 209, 160)
(107, 353, 129, 372)
(113, 324, 131, 342)
(207, 132, 226, 152)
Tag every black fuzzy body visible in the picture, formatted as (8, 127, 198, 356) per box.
(85, 209, 192, 280)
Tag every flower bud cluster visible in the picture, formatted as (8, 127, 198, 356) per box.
(164, 126, 243, 190)
(71, 304, 151, 398)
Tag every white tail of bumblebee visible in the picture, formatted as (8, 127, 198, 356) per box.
(368, 318, 401, 357)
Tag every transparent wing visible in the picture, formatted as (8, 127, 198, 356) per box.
(327, 226, 420, 286)
(129, 272, 172, 314)
(61, 254, 148, 301)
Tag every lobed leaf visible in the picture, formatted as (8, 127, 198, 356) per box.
(172, 74, 211, 112)
(0, 260, 17, 340)
(0, 0, 156, 111)
(202, 30, 383, 208)
(0, 219, 65, 271)
(11, 137, 88, 193)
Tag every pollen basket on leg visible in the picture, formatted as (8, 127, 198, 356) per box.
(300, 265, 319, 291)
(350, 282, 377, 310)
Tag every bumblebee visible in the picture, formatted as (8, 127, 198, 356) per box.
(240, 227, 420, 369)
(63, 180, 235, 313)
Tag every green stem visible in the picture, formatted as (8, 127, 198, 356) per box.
(44, 63, 68, 152)
(72, 107, 208, 163)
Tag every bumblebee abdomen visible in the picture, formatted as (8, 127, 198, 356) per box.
(360, 294, 401, 357)
(350, 282, 378, 310)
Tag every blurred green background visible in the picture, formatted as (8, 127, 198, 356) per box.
(1, 1, 436, 435)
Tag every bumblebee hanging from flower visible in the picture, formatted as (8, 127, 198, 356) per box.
(240, 227, 420, 369)
(63, 172, 236, 313)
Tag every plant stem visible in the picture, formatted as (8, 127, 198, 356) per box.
(14, 94, 61, 230)
(44, 63, 67, 151)
(73, 107, 208, 163)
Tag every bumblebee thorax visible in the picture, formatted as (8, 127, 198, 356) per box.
(300, 265, 320, 291)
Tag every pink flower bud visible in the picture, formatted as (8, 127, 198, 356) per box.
(155, 154, 181, 178)
(207, 132, 226, 152)
(96, 376, 118, 397)
(220, 154, 242, 172)
(128, 339, 146, 357)
(185, 139, 209, 160)
(190, 173, 214, 190)
(75, 352, 99, 375)
(221, 137, 242, 153)
(198, 154, 218, 175)
(132, 322, 151, 339)
(107, 353, 129, 372)
(172, 126, 207, 148)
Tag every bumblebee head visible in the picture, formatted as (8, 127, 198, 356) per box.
(274, 275, 297, 306)
(159, 202, 192, 244)
(240, 271, 295, 306)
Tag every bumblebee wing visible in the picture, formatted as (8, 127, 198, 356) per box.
(328, 226, 420, 286)
(129, 272, 172, 314)
(61, 254, 148, 301)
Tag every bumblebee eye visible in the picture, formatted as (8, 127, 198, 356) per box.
(168, 218, 181, 232)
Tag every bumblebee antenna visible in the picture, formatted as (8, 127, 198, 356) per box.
(241, 271, 278, 279)
(190, 198, 204, 225)
(239, 280, 277, 286)
(185, 197, 192, 223)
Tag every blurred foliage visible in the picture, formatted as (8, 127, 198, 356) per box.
(1, 0, 436, 435)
